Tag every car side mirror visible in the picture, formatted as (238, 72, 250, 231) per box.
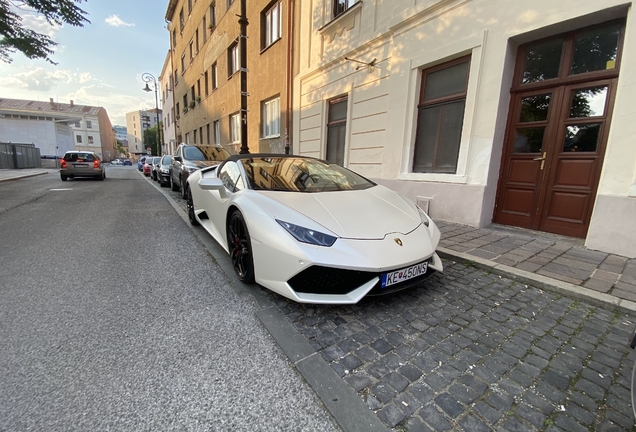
(174, 156, 182, 162)
(198, 178, 223, 191)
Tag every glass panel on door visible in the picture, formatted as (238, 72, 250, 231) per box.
(571, 23, 621, 75)
(513, 127, 545, 153)
(521, 38, 563, 84)
(563, 124, 601, 152)
(519, 94, 551, 122)
(569, 86, 608, 118)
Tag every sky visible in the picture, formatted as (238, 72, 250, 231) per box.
(1, 0, 170, 126)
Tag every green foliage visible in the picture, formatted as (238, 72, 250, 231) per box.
(0, 0, 90, 64)
(143, 123, 162, 156)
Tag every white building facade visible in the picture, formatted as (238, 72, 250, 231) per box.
(294, 0, 636, 257)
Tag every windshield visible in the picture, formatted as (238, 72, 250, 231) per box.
(161, 156, 172, 164)
(240, 157, 375, 192)
(153, 157, 161, 163)
(184, 145, 231, 162)
(64, 152, 94, 162)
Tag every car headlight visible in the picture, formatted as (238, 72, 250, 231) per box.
(186, 166, 198, 173)
(161, 168, 169, 173)
(417, 206, 430, 227)
(276, 220, 337, 247)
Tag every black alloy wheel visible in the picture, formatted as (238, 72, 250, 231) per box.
(186, 186, 199, 226)
(227, 210, 255, 284)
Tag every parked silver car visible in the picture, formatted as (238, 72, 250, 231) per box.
(60, 151, 105, 181)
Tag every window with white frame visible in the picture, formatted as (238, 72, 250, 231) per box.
(86, 120, 92, 128)
(214, 120, 220, 144)
(185, 132, 190, 144)
(76, 135, 82, 143)
(181, 54, 186, 73)
(228, 43, 239, 76)
(263, 1, 281, 49)
(412, 56, 470, 174)
(230, 113, 240, 143)
(74, 121, 80, 127)
(88, 136, 94, 144)
(262, 96, 280, 138)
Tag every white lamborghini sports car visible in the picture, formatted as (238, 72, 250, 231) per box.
(186, 154, 443, 304)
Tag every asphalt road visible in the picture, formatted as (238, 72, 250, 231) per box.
(0, 167, 339, 431)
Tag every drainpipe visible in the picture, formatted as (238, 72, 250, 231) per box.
(285, 0, 293, 155)
(239, 0, 250, 154)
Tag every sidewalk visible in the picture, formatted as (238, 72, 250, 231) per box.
(0, 168, 55, 182)
(436, 220, 636, 311)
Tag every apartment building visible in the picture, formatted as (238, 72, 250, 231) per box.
(159, 51, 178, 156)
(0, 98, 116, 161)
(164, 0, 292, 154)
(293, 0, 636, 258)
(125, 108, 163, 155)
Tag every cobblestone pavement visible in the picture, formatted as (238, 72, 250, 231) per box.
(269, 262, 636, 431)
(437, 222, 636, 303)
(154, 172, 636, 431)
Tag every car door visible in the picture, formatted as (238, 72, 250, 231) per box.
(205, 161, 245, 249)
(171, 147, 182, 184)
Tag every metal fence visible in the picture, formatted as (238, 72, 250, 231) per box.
(0, 143, 42, 169)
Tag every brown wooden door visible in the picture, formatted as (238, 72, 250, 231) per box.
(495, 80, 615, 237)
(494, 20, 623, 238)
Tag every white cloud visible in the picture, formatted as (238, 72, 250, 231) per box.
(3, 68, 96, 92)
(105, 15, 135, 27)
(21, 14, 63, 37)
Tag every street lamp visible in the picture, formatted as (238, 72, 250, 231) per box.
(142, 72, 162, 156)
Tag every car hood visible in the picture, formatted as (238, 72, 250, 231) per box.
(259, 186, 421, 239)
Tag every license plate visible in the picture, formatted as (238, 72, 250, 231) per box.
(73, 163, 88, 168)
(381, 261, 428, 288)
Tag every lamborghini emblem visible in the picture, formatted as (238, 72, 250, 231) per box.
(394, 238, 403, 246)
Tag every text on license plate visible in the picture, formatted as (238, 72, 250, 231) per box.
(73, 164, 88, 168)
(381, 262, 428, 288)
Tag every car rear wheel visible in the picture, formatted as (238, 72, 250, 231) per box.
(227, 210, 255, 284)
(186, 186, 200, 226)
(61, 175, 67, 181)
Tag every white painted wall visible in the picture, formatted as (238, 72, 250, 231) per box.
(294, 0, 636, 256)
(0, 118, 74, 157)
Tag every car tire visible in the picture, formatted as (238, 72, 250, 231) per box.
(61, 175, 67, 181)
(227, 210, 255, 284)
(170, 176, 179, 191)
(186, 185, 200, 227)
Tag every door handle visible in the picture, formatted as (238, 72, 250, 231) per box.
(533, 152, 547, 170)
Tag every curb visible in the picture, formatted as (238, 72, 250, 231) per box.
(146, 173, 388, 432)
(437, 246, 636, 315)
(0, 170, 51, 183)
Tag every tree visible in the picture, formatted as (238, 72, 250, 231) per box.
(0, 0, 90, 64)
(143, 124, 161, 156)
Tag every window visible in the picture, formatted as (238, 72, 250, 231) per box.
(230, 113, 241, 143)
(197, 80, 201, 99)
(195, 29, 199, 53)
(179, 8, 185, 32)
(214, 120, 220, 144)
(188, 0, 193, 13)
(227, 0, 234, 8)
(181, 54, 186, 73)
(86, 120, 92, 128)
(173, 29, 177, 47)
(212, 63, 218, 89)
(262, 96, 280, 138)
(194, 129, 198, 143)
(202, 16, 207, 43)
(326, 96, 347, 166)
(74, 121, 80, 127)
(189, 40, 194, 60)
(206, 123, 211, 143)
(263, 1, 282, 49)
(204, 71, 209, 95)
(76, 135, 82, 143)
(88, 136, 94, 144)
(174, 68, 179, 84)
(176, 102, 180, 116)
(183, 94, 188, 111)
(228, 43, 239, 76)
(333, 0, 356, 18)
(185, 132, 190, 144)
(413, 56, 470, 174)
(209, 2, 216, 30)
(191, 86, 196, 104)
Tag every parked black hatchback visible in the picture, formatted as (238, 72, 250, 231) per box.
(170, 144, 231, 198)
